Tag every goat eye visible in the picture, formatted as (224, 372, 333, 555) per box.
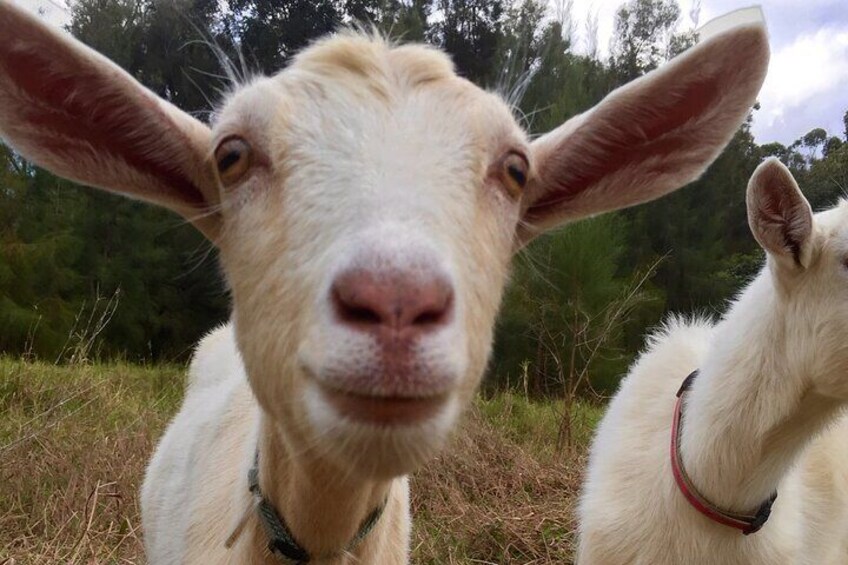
(215, 137, 252, 185)
(501, 152, 529, 198)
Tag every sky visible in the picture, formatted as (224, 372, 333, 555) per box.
(9, 0, 69, 28)
(11, 0, 846, 145)
(565, 0, 848, 145)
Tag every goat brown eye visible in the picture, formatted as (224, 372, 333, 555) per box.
(215, 137, 252, 185)
(508, 164, 526, 185)
(502, 153, 529, 198)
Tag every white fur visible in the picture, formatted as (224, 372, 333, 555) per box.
(141, 324, 252, 561)
(579, 159, 848, 564)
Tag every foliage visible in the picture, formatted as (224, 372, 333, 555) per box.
(428, 0, 507, 84)
(609, 0, 681, 81)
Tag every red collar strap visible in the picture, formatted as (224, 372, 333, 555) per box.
(670, 370, 777, 535)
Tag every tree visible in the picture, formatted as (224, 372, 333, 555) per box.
(493, 0, 547, 99)
(609, 0, 680, 82)
(493, 214, 660, 398)
(803, 140, 848, 210)
(225, 0, 342, 74)
(824, 136, 843, 158)
(843, 109, 848, 141)
(429, 0, 506, 84)
(802, 127, 828, 161)
(761, 141, 788, 162)
(71, 0, 230, 115)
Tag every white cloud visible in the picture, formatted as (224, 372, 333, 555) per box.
(11, 0, 70, 28)
(753, 26, 848, 143)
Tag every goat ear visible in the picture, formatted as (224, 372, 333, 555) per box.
(747, 158, 813, 268)
(518, 8, 770, 244)
(0, 2, 220, 240)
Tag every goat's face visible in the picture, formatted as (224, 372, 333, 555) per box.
(0, 2, 770, 479)
(215, 39, 527, 476)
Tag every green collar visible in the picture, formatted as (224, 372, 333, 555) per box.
(247, 449, 386, 564)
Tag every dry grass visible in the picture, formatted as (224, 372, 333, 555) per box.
(411, 394, 600, 564)
(0, 359, 183, 564)
(0, 358, 601, 564)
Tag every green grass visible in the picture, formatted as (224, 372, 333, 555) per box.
(0, 358, 603, 563)
(478, 392, 604, 459)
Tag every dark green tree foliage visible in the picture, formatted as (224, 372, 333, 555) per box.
(824, 137, 843, 158)
(492, 214, 654, 395)
(801, 127, 828, 162)
(803, 142, 848, 211)
(429, 0, 506, 83)
(610, 0, 680, 81)
(225, 0, 341, 74)
(388, 0, 432, 42)
(70, 0, 229, 115)
(0, 148, 80, 355)
(344, 0, 431, 40)
(490, 0, 547, 96)
(843, 110, 848, 141)
(761, 141, 789, 161)
(0, 0, 845, 399)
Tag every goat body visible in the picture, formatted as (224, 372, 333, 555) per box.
(579, 159, 848, 564)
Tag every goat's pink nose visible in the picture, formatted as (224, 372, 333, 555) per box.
(331, 268, 454, 335)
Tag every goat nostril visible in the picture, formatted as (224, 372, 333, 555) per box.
(332, 287, 382, 326)
(413, 309, 442, 326)
(331, 270, 454, 332)
(412, 293, 453, 327)
(344, 305, 382, 325)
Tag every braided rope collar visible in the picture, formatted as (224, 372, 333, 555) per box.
(235, 448, 386, 563)
(671, 370, 777, 535)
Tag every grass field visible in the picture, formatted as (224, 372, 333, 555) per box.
(0, 358, 602, 564)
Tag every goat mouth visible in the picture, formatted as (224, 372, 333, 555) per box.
(318, 386, 448, 426)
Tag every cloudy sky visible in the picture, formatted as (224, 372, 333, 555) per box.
(566, 0, 848, 145)
(9, 0, 69, 27)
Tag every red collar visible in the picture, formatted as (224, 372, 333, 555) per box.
(670, 370, 777, 535)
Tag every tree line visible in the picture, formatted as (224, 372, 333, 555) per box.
(1, 0, 846, 398)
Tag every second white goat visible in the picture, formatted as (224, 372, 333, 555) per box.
(579, 158, 848, 564)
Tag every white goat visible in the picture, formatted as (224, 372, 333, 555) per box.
(0, 2, 769, 563)
(579, 157, 848, 564)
